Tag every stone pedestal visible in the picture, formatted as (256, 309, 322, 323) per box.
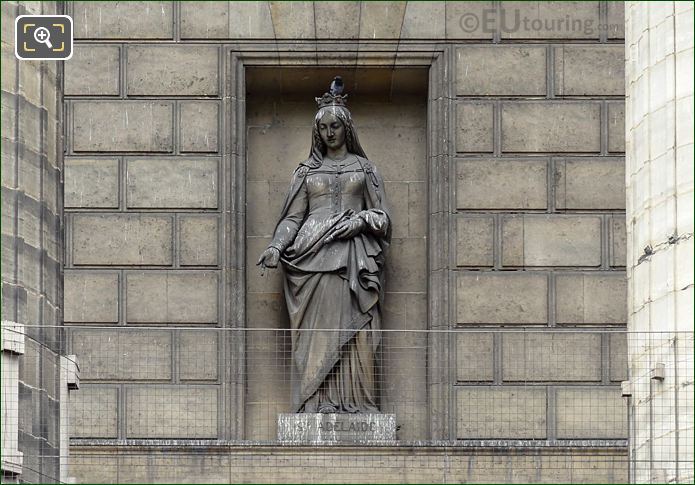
(277, 413, 396, 445)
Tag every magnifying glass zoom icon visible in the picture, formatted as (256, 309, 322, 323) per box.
(33, 27, 53, 48)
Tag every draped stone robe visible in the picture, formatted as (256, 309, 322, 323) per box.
(269, 155, 391, 413)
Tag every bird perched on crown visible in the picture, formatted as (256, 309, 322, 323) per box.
(316, 76, 348, 108)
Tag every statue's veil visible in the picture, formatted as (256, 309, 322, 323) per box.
(308, 105, 367, 165)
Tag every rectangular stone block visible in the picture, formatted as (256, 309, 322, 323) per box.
(502, 333, 602, 382)
(456, 333, 494, 381)
(609, 332, 628, 382)
(501, 215, 602, 267)
(127, 46, 219, 96)
(180, 102, 219, 152)
(499, 2, 600, 39)
(445, 2, 494, 40)
(179, 215, 219, 266)
(554, 46, 625, 95)
(125, 386, 218, 438)
(555, 387, 627, 438)
(180, 1, 229, 38)
(126, 272, 218, 323)
(556, 273, 627, 324)
(64, 45, 120, 96)
(456, 46, 546, 95)
(455, 102, 493, 153)
(73, 1, 173, 39)
(456, 217, 494, 267)
(64, 158, 119, 208)
(69, 386, 118, 438)
(72, 214, 173, 266)
(179, 330, 218, 381)
(610, 216, 627, 267)
(606, 1, 625, 39)
(63, 271, 118, 323)
(608, 102, 626, 153)
(501, 102, 601, 153)
(554, 158, 626, 209)
(72, 330, 172, 380)
(457, 273, 548, 324)
(457, 387, 547, 438)
(228, 1, 275, 38)
(456, 159, 547, 209)
(126, 158, 218, 209)
(73, 101, 173, 152)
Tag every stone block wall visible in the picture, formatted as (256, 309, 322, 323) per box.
(63, 24, 225, 438)
(1, 1, 64, 482)
(452, 2, 627, 441)
(55, 0, 630, 481)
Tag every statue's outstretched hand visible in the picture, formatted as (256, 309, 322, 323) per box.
(325, 217, 366, 243)
(257, 247, 280, 269)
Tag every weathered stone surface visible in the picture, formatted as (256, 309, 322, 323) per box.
(127, 46, 219, 96)
(501, 215, 602, 267)
(456, 46, 546, 95)
(179, 215, 219, 266)
(608, 102, 626, 153)
(554, 46, 625, 95)
(611, 216, 627, 267)
(385, 238, 426, 292)
(180, 102, 219, 153)
(269, 2, 315, 39)
(401, 1, 445, 38)
(456, 159, 547, 209)
(73, 1, 173, 39)
(64, 158, 119, 208)
(556, 273, 627, 324)
(609, 332, 628, 382)
(277, 413, 396, 444)
(69, 386, 118, 438)
(72, 330, 172, 380)
(499, 2, 600, 39)
(229, 2, 275, 38)
(180, 1, 228, 39)
(456, 102, 493, 152)
(501, 102, 601, 152)
(314, 2, 361, 39)
(126, 158, 218, 209)
(606, 1, 625, 39)
(126, 272, 218, 323)
(502, 333, 602, 382)
(457, 387, 547, 438)
(555, 387, 627, 438)
(126, 387, 218, 438)
(72, 214, 172, 265)
(73, 101, 173, 152)
(457, 273, 548, 324)
(64, 271, 118, 323)
(456, 333, 493, 381)
(64, 45, 120, 96)
(359, 2, 407, 39)
(179, 330, 218, 381)
(455, 217, 494, 267)
(445, 1, 494, 40)
(554, 158, 626, 209)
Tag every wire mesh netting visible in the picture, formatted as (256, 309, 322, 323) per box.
(1, 325, 693, 483)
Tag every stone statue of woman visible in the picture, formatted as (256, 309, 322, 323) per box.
(257, 77, 391, 414)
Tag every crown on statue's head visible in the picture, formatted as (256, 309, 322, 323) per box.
(316, 76, 348, 109)
(315, 92, 348, 109)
